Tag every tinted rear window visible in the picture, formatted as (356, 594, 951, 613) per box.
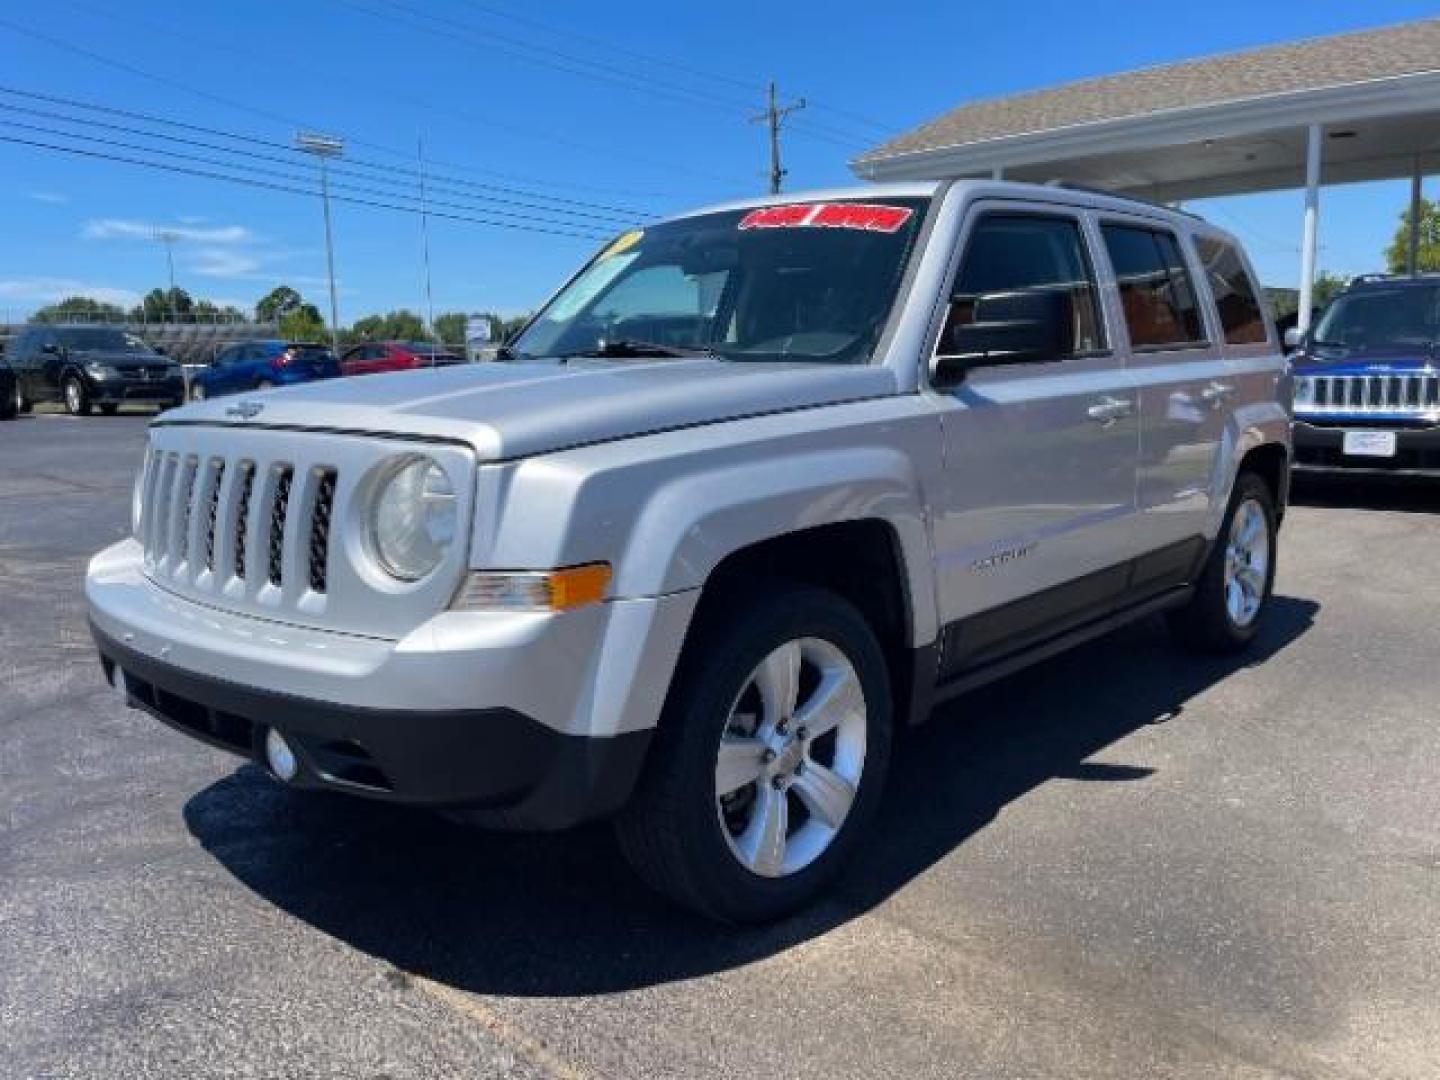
(1102, 225, 1206, 349)
(1195, 237, 1268, 345)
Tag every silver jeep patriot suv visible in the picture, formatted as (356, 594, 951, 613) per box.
(88, 181, 1292, 922)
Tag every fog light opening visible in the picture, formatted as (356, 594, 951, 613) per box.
(264, 727, 300, 782)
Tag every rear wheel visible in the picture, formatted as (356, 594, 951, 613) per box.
(256, 379, 275, 391)
(616, 582, 892, 923)
(63, 376, 91, 416)
(1168, 472, 1276, 653)
(15, 383, 32, 414)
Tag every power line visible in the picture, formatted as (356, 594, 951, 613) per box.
(0, 131, 612, 241)
(449, 0, 902, 138)
(6, 9, 735, 194)
(331, 0, 875, 152)
(0, 94, 645, 227)
(0, 112, 629, 235)
(0, 84, 654, 221)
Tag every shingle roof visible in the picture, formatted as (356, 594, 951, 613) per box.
(858, 18, 1440, 163)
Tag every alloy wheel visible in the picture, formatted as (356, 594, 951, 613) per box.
(1223, 497, 1270, 628)
(715, 637, 867, 878)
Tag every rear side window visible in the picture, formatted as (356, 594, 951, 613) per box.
(1195, 237, 1268, 344)
(941, 213, 1106, 357)
(1102, 224, 1206, 349)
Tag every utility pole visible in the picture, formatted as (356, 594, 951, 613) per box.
(416, 136, 436, 341)
(751, 81, 806, 195)
(296, 131, 345, 353)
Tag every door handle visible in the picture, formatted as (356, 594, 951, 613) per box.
(1200, 381, 1236, 406)
(1086, 396, 1133, 426)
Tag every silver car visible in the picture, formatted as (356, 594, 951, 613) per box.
(88, 181, 1291, 921)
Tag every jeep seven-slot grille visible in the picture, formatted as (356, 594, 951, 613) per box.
(142, 451, 336, 598)
(1301, 372, 1440, 415)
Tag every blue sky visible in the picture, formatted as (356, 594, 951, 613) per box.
(2, 0, 1436, 323)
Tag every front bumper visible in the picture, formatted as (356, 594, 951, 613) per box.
(87, 540, 698, 828)
(88, 373, 185, 404)
(1293, 419, 1440, 475)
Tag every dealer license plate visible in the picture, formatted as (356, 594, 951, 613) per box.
(1342, 430, 1397, 458)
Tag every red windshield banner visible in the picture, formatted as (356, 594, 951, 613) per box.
(738, 203, 914, 233)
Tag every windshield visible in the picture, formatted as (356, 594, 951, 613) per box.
(56, 328, 155, 353)
(1313, 285, 1440, 350)
(512, 197, 930, 364)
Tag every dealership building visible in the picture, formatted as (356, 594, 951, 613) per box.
(853, 18, 1440, 330)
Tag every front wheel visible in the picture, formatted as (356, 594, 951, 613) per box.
(63, 376, 92, 416)
(616, 583, 892, 923)
(1168, 472, 1277, 653)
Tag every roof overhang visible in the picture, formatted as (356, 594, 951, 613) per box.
(853, 70, 1440, 202)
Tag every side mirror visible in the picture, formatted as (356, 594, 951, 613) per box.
(934, 289, 1075, 384)
(1283, 326, 1303, 350)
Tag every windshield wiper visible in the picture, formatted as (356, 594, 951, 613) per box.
(559, 339, 715, 360)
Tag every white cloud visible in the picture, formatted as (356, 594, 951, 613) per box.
(191, 247, 263, 278)
(27, 191, 69, 204)
(83, 218, 253, 244)
(0, 278, 141, 308)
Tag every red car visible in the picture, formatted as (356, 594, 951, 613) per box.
(339, 341, 466, 377)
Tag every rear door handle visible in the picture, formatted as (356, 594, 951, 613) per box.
(1087, 396, 1133, 426)
(1201, 381, 1236, 405)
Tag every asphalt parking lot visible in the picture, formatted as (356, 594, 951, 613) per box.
(3, 410, 1438, 1080)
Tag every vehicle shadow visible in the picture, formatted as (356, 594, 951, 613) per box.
(184, 595, 1317, 996)
(1291, 472, 1440, 514)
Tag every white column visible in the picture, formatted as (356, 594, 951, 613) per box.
(1408, 156, 1422, 276)
(1298, 123, 1322, 333)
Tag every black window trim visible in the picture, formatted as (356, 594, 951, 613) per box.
(1098, 216, 1213, 354)
(934, 207, 1114, 366)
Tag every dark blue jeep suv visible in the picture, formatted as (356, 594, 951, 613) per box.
(1291, 275, 1440, 475)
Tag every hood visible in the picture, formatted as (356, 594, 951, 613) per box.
(1293, 343, 1436, 376)
(158, 358, 900, 460)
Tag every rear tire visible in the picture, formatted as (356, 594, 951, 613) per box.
(1168, 472, 1277, 653)
(63, 376, 91, 416)
(615, 582, 892, 923)
(256, 379, 275, 391)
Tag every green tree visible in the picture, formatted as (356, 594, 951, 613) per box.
(433, 310, 468, 346)
(31, 295, 126, 322)
(1384, 197, 1440, 274)
(350, 309, 427, 342)
(1312, 271, 1348, 310)
(256, 285, 315, 324)
(132, 287, 194, 321)
(278, 307, 327, 343)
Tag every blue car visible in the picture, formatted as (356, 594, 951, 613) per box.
(188, 340, 340, 401)
(1291, 275, 1440, 476)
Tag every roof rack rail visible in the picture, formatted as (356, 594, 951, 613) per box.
(1040, 180, 1204, 221)
(1345, 271, 1440, 287)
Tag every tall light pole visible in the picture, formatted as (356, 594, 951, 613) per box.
(153, 229, 181, 319)
(296, 132, 344, 351)
(416, 136, 436, 341)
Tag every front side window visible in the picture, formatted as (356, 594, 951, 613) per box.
(512, 197, 930, 365)
(937, 213, 1106, 362)
(1313, 285, 1440, 350)
(1196, 236, 1268, 345)
(1102, 224, 1206, 349)
(54, 328, 155, 353)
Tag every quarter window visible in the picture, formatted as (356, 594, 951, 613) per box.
(1102, 224, 1206, 349)
(940, 214, 1106, 359)
(1195, 237, 1268, 345)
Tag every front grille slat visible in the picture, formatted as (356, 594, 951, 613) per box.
(267, 466, 294, 588)
(233, 462, 256, 581)
(203, 458, 226, 572)
(308, 468, 337, 593)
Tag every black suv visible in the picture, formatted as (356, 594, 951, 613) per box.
(8, 325, 184, 416)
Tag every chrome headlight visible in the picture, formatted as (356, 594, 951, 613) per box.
(1293, 375, 1313, 407)
(368, 455, 456, 581)
(86, 362, 119, 380)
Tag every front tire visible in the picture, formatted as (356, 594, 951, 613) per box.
(1168, 472, 1277, 653)
(63, 376, 92, 416)
(616, 582, 892, 923)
